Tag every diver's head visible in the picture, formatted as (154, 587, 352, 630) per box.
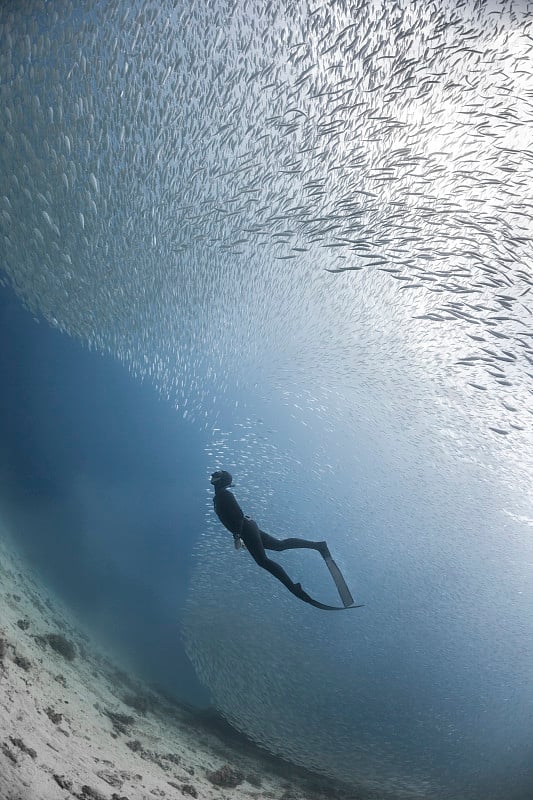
(210, 470, 233, 489)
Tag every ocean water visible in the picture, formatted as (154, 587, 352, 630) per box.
(1, 1, 532, 799)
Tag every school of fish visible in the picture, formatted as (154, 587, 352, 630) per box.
(1, 0, 532, 444)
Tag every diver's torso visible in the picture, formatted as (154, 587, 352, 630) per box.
(213, 488, 244, 536)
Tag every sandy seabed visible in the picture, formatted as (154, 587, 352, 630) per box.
(0, 529, 357, 800)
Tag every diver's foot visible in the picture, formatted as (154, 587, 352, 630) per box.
(317, 541, 330, 558)
(291, 582, 315, 604)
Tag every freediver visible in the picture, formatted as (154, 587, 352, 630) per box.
(210, 470, 358, 610)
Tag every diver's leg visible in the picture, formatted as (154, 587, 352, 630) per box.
(260, 530, 329, 557)
(240, 519, 304, 595)
(240, 519, 335, 607)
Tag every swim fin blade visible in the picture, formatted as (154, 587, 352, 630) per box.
(323, 555, 356, 608)
(293, 583, 363, 611)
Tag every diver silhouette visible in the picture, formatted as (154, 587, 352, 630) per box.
(210, 470, 361, 610)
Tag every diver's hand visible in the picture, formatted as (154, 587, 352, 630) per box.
(234, 536, 245, 550)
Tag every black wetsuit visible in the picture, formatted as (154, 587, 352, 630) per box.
(213, 484, 327, 601)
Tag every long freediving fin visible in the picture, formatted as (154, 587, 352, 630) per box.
(323, 554, 355, 608)
(292, 583, 363, 611)
(306, 598, 364, 611)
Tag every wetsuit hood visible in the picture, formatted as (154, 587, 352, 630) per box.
(210, 470, 233, 489)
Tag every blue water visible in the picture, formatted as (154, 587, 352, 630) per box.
(0, 286, 208, 705)
(1, 1, 532, 798)
(1, 282, 531, 799)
